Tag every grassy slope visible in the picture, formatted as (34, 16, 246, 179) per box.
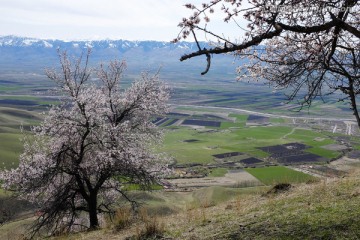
(164, 174, 360, 239)
(48, 173, 360, 240)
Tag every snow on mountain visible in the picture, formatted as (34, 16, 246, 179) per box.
(42, 41, 53, 48)
(0, 36, 199, 51)
(0, 35, 236, 81)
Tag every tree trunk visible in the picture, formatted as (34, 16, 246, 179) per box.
(348, 79, 360, 129)
(88, 193, 99, 229)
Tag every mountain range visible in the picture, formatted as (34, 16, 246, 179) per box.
(0, 35, 237, 81)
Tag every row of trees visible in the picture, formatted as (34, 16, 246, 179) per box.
(175, 0, 360, 126)
(0, 50, 170, 236)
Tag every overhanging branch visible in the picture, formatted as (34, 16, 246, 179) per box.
(180, 26, 283, 62)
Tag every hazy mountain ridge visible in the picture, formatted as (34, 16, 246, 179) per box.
(0, 35, 199, 51)
(0, 35, 236, 79)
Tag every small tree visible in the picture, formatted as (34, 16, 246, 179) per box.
(0, 50, 170, 236)
(175, 0, 360, 126)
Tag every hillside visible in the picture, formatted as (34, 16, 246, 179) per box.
(33, 172, 357, 240)
(3, 171, 360, 239)
(77, 174, 360, 239)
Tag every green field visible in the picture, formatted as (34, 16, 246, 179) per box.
(0, 105, 344, 171)
(289, 129, 340, 159)
(245, 166, 317, 185)
(161, 125, 339, 165)
(0, 132, 23, 169)
(208, 168, 228, 177)
(0, 107, 41, 169)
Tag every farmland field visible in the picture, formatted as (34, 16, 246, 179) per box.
(161, 123, 340, 165)
(0, 107, 42, 169)
(0, 132, 23, 169)
(182, 119, 221, 127)
(245, 166, 317, 185)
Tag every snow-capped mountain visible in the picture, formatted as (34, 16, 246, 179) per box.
(0, 35, 199, 51)
(0, 35, 235, 80)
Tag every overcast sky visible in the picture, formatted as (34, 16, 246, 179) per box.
(0, 0, 244, 41)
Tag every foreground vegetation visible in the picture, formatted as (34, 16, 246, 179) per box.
(166, 174, 360, 239)
(13, 170, 353, 239)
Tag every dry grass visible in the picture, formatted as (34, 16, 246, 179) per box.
(164, 172, 360, 239)
(132, 208, 165, 240)
(111, 207, 133, 231)
(7, 173, 360, 239)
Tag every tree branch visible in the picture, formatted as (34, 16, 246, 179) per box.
(180, 27, 283, 62)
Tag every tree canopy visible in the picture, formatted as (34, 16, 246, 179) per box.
(175, 0, 360, 126)
(0, 50, 170, 237)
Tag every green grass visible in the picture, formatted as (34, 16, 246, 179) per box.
(220, 114, 248, 128)
(0, 86, 21, 92)
(0, 95, 40, 101)
(0, 107, 41, 127)
(288, 129, 341, 159)
(123, 184, 164, 191)
(0, 188, 11, 197)
(220, 122, 245, 129)
(208, 168, 228, 177)
(229, 113, 248, 122)
(0, 132, 23, 169)
(0, 107, 41, 169)
(161, 125, 340, 164)
(245, 166, 316, 185)
(191, 185, 268, 208)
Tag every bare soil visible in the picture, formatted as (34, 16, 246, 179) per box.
(168, 170, 262, 189)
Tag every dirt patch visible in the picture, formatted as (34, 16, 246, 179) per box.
(266, 183, 292, 194)
(213, 152, 243, 159)
(168, 169, 262, 189)
(311, 166, 346, 177)
(348, 151, 360, 159)
(240, 157, 263, 165)
(183, 139, 200, 143)
(246, 115, 269, 125)
(182, 119, 221, 127)
(330, 157, 360, 172)
(258, 143, 308, 155)
(321, 144, 348, 151)
(258, 143, 325, 164)
(278, 153, 326, 164)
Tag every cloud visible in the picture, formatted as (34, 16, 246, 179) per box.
(0, 0, 244, 41)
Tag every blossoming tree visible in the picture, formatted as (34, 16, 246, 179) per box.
(0, 50, 170, 236)
(175, 0, 360, 126)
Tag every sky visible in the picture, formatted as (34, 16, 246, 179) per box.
(0, 0, 242, 41)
